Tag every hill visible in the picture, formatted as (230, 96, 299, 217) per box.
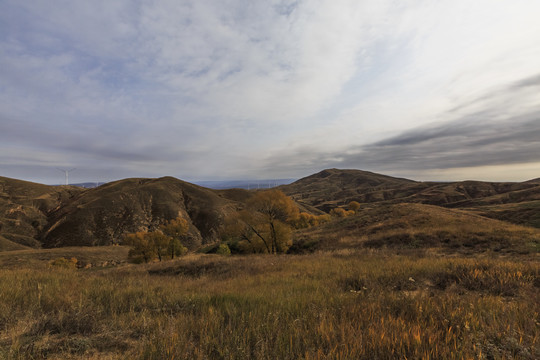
(2, 169, 540, 251)
(280, 168, 421, 211)
(0, 176, 83, 249)
(42, 177, 243, 249)
(281, 169, 540, 228)
(293, 203, 540, 254)
(0, 175, 253, 250)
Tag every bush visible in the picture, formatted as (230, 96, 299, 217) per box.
(216, 243, 231, 256)
(49, 257, 78, 269)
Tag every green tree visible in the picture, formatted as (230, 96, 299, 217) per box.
(167, 237, 187, 258)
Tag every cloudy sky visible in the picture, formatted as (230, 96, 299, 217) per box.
(1, 0, 539, 185)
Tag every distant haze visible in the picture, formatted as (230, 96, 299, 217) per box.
(1, 1, 539, 185)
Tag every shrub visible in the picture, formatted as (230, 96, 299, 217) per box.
(216, 243, 231, 256)
(49, 257, 78, 269)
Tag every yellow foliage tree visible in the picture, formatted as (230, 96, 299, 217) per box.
(125, 217, 189, 263)
(160, 217, 189, 259)
(223, 190, 299, 254)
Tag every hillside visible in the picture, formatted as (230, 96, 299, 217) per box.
(280, 168, 421, 211)
(0, 176, 253, 250)
(293, 203, 540, 254)
(2, 169, 540, 251)
(0, 176, 83, 249)
(281, 169, 540, 228)
(42, 177, 242, 248)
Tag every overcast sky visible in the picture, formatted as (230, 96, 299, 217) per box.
(1, 0, 539, 185)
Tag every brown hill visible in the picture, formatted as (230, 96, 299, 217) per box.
(281, 168, 422, 211)
(42, 177, 241, 249)
(0, 176, 82, 249)
(2, 169, 539, 251)
(293, 203, 540, 254)
(281, 169, 540, 228)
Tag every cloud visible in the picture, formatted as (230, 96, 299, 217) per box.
(261, 74, 540, 179)
(1, 1, 540, 183)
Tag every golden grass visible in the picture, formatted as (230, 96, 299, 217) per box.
(0, 246, 130, 270)
(295, 203, 540, 254)
(0, 249, 538, 359)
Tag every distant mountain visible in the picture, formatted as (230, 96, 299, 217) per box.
(280, 168, 423, 211)
(68, 182, 107, 188)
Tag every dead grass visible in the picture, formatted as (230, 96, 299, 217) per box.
(0, 248, 538, 359)
(294, 203, 540, 254)
(0, 246, 130, 269)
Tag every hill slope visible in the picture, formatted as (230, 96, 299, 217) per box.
(281, 169, 540, 228)
(293, 203, 540, 254)
(42, 177, 242, 248)
(0, 176, 83, 248)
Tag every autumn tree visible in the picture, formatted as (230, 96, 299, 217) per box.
(291, 212, 332, 229)
(160, 217, 189, 259)
(222, 190, 299, 254)
(124, 231, 156, 263)
(124, 216, 189, 263)
(146, 232, 170, 262)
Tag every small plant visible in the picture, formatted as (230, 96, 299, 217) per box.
(215, 243, 231, 256)
(49, 257, 78, 269)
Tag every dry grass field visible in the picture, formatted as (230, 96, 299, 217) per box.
(0, 247, 538, 359)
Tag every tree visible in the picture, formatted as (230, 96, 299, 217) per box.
(167, 237, 187, 258)
(124, 217, 189, 263)
(160, 217, 189, 259)
(222, 190, 299, 254)
(124, 231, 156, 263)
(146, 232, 170, 262)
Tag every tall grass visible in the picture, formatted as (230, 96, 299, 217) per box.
(0, 251, 538, 359)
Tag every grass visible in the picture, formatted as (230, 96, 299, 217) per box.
(0, 248, 538, 359)
(294, 203, 540, 254)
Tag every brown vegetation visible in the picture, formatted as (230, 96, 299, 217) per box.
(0, 249, 537, 359)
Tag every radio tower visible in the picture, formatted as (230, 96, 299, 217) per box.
(57, 168, 76, 185)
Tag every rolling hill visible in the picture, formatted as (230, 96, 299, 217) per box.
(280, 169, 540, 228)
(0, 176, 83, 250)
(292, 203, 540, 254)
(1, 169, 539, 251)
(42, 177, 246, 248)
(0, 176, 250, 250)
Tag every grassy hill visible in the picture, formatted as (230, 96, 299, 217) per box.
(293, 203, 540, 254)
(281, 169, 540, 228)
(42, 177, 242, 249)
(0, 176, 83, 249)
(2, 169, 540, 251)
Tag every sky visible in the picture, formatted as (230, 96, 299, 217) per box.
(1, 0, 540, 185)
